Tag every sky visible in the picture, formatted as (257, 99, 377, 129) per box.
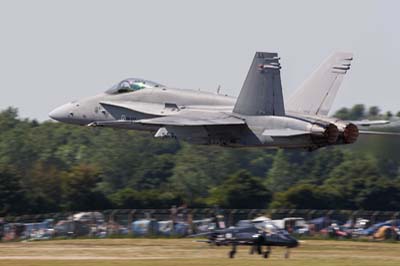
(0, 0, 399, 121)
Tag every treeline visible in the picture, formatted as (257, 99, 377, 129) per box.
(335, 104, 400, 120)
(0, 105, 400, 215)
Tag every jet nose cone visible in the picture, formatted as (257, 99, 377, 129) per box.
(49, 103, 72, 122)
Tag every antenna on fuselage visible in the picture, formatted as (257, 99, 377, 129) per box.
(217, 85, 221, 94)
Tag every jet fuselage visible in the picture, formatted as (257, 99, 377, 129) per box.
(49, 85, 344, 150)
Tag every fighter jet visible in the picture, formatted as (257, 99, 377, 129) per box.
(191, 218, 298, 259)
(49, 51, 398, 150)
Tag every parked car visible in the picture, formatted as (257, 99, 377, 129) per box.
(132, 219, 159, 236)
(54, 220, 90, 237)
(23, 219, 54, 240)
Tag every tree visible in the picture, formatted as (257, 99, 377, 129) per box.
(0, 107, 19, 132)
(23, 161, 63, 213)
(298, 148, 346, 185)
(334, 104, 365, 120)
(168, 144, 221, 206)
(265, 150, 297, 192)
(0, 168, 26, 215)
(109, 188, 143, 208)
(385, 111, 393, 119)
(109, 188, 179, 209)
(357, 183, 400, 211)
(323, 156, 382, 209)
(270, 184, 339, 209)
(349, 104, 365, 120)
(249, 152, 275, 177)
(62, 164, 111, 211)
(133, 154, 175, 190)
(1, 105, 400, 213)
(333, 107, 350, 120)
(368, 106, 380, 117)
(207, 170, 271, 208)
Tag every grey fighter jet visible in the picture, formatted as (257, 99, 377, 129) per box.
(49, 52, 398, 150)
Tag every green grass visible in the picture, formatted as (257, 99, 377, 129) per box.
(0, 239, 399, 266)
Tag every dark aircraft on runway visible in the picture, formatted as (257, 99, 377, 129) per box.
(49, 51, 398, 150)
(192, 219, 298, 259)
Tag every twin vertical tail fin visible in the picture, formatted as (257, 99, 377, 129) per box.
(286, 52, 353, 116)
(233, 52, 285, 116)
(233, 51, 353, 117)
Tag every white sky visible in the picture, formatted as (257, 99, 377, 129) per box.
(0, 0, 399, 121)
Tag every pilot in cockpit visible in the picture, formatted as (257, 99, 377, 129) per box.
(106, 78, 164, 94)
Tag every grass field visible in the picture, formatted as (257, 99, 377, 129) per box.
(0, 238, 399, 266)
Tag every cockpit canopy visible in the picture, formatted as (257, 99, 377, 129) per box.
(106, 78, 164, 94)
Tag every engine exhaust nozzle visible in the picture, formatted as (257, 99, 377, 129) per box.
(310, 123, 339, 145)
(324, 123, 340, 144)
(343, 123, 359, 144)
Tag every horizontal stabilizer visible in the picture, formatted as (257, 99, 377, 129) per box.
(359, 130, 400, 136)
(352, 120, 390, 127)
(262, 129, 309, 137)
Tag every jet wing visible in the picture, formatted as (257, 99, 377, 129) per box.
(135, 111, 245, 126)
(89, 111, 245, 127)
